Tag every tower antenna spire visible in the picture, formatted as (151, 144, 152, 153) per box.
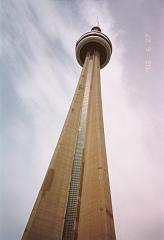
(96, 16, 99, 27)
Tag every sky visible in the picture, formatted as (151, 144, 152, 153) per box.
(1, 0, 164, 239)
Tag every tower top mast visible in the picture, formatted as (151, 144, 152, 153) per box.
(96, 16, 99, 27)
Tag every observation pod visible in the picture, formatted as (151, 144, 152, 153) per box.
(76, 26, 112, 69)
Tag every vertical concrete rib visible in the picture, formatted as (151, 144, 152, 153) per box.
(62, 51, 94, 240)
(22, 52, 89, 240)
(77, 50, 116, 240)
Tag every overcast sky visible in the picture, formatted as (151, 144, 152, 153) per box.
(1, 0, 164, 239)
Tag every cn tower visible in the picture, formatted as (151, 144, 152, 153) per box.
(22, 24, 116, 240)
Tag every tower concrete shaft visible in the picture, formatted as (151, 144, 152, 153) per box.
(22, 26, 116, 240)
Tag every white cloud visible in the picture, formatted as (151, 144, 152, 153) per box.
(1, 0, 163, 240)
